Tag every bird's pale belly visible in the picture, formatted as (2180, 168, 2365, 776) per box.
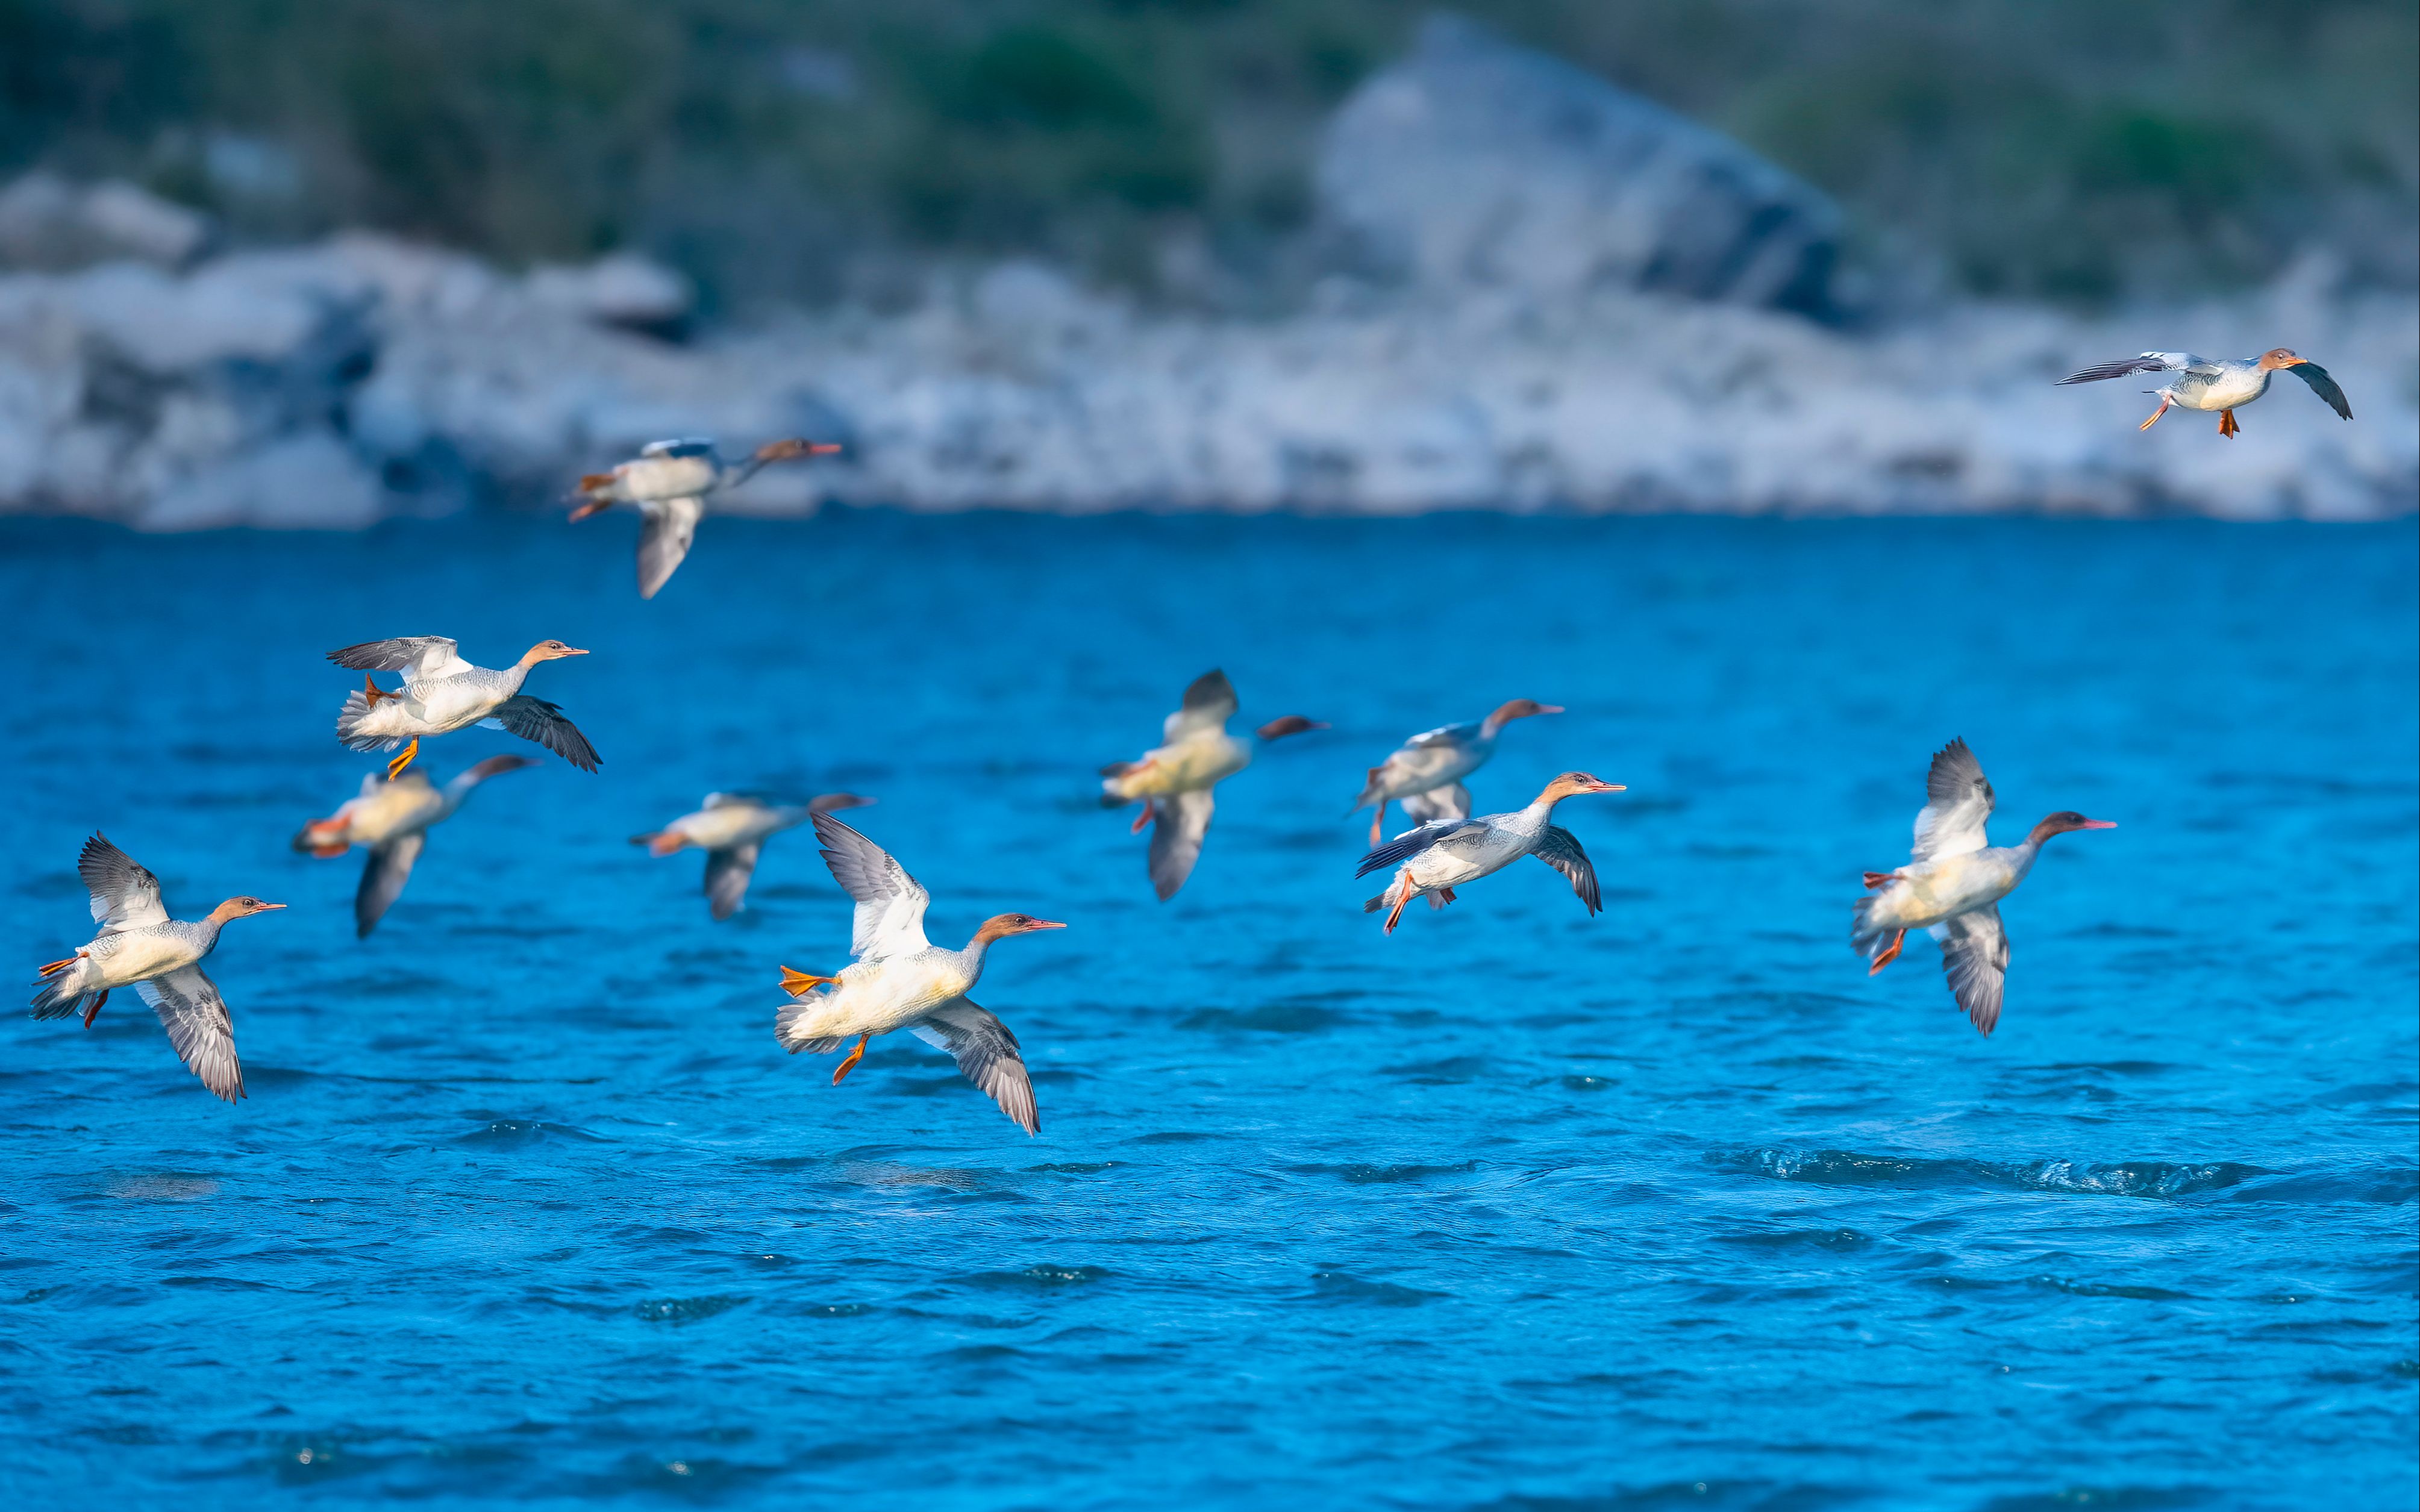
(1888, 857, 2016, 928)
(822, 959, 970, 1036)
(2177, 370, 2270, 411)
(681, 810, 768, 849)
(1382, 747, 1476, 798)
(86, 929, 198, 987)
(1121, 737, 1247, 796)
(411, 681, 506, 732)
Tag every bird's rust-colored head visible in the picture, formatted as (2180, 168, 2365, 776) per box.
(2257, 348, 2310, 370)
(519, 639, 589, 666)
(1255, 715, 1328, 742)
(2025, 811, 2117, 844)
(973, 913, 1068, 945)
(208, 896, 287, 924)
(757, 437, 845, 463)
(1537, 771, 1625, 803)
(1487, 698, 1564, 728)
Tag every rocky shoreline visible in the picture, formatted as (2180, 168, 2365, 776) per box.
(4, 16, 2410, 529)
(2, 233, 2410, 530)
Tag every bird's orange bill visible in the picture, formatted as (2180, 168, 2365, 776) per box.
(779, 966, 837, 998)
(1869, 930, 1905, 975)
(831, 1033, 869, 1085)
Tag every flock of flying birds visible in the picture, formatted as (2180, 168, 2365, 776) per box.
(31, 341, 2350, 1131)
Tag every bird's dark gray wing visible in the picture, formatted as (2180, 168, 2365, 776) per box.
(325, 637, 462, 678)
(2057, 352, 2189, 384)
(704, 843, 760, 921)
(494, 695, 600, 772)
(636, 496, 704, 599)
(2287, 362, 2353, 420)
(642, 438, 718, 459)
(1931, 905, 2009, 1036)
(1354, 819, 1483, 879)
(811, 813, 931, 958)
(1913, 737, 1995, 861)
(354, 831, 425, 938)
(1163, 669, 1239, 740)
(1530, 825, 1601, 915)
(134, 966, 243, 1103)
(1147, 789, 1214, 901)
(78, 832, 169, 931)
(911, 998, 1039, 1136)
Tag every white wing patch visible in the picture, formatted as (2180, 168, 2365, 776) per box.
(1912, 737, 1995, 861)
(811, 814, 932, 960)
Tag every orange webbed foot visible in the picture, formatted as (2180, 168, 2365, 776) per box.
(831, 1034, 869, 1086)
(83, 989, 108, 1028)
(779, 966, 838, 999)
(1868, 930, 1906, 975)
(385, 737, 420, 781)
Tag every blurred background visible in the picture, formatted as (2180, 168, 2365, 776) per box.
(1, 1, 2415, 524)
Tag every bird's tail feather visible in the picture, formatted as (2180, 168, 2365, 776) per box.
(30, 965, 88, 1020)
(1849, 894, 1890, 957)
(335, 688, 405, 752)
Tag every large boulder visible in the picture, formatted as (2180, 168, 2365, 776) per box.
(1317, 14, 1841, 316)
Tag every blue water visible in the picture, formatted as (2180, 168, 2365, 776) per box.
(0, 512, 2413, 1510)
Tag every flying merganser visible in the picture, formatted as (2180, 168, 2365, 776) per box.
(1355, 772, 1622, 934)
(569, 437, 841, 599)
(1351, 699, 1563, 846)
(294, 755, 535, 937)
(774, 814, 1061, 1135)
(1851, 739, 2115, 1036)
(2059, 348, 2352, 437)
(1099, 669, 1325, 901)
(329, 636, 598, 779)
(30, 834, 283, 1102)
(633, 791, 874, 920)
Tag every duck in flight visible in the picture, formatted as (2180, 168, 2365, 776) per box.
(1851, 739, 2115, 1036)
(31, 834, 281, 1102)
(775, 814, 1061, 1135)
(1100, 669, 1325, 901)
(329, 636, 598, 779)
(633, 791, 874, 920)
(2059, 348, 2351, 438)
(1355, 772, 1622, 934)
(294, 755, 535, 937)
(570, 437, 840, 598)
(1351, 699, 1563, 846)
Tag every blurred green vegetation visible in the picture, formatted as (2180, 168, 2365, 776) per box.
(2, 0, 2412, 307)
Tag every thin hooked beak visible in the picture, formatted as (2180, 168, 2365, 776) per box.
(1595, 781, 1627, 793)
(1024, 919, 1068, 932)
(257, 902, 288, 910)
(2078, 819, 2117, 829)
(558, 646, 590, 657)
(1536, 705, 1566, 716)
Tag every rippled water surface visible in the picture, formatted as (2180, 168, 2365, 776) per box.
(1, 513, 2414, 1510)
